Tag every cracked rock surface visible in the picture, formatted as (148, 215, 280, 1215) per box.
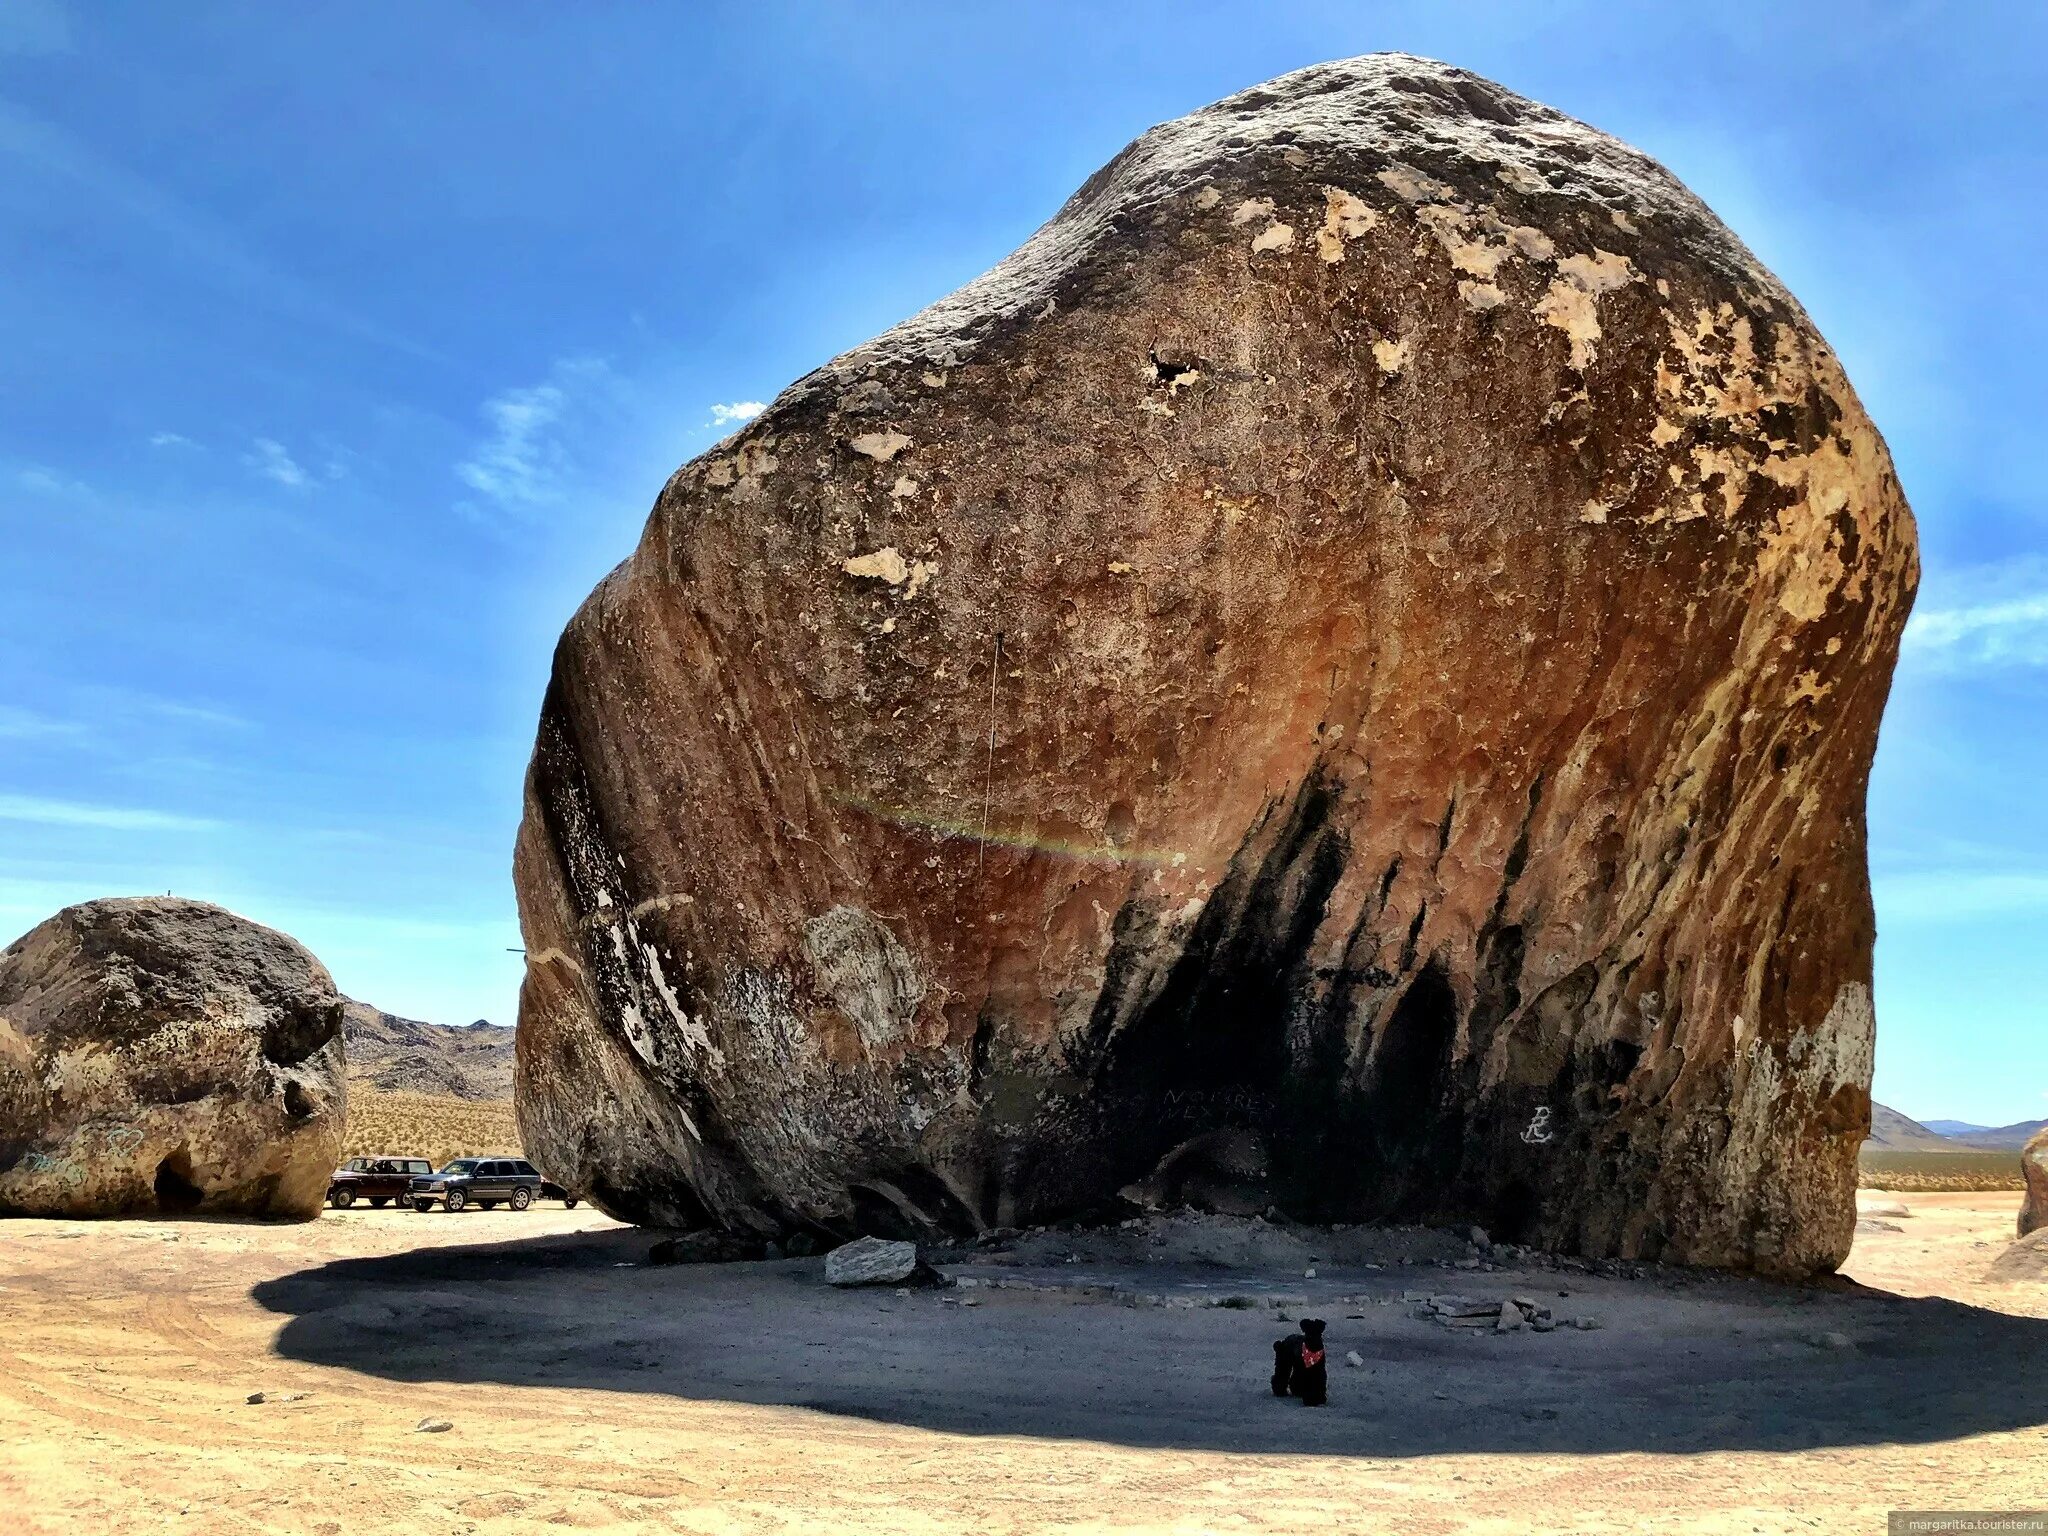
(514, 53, 1916, 1275)
(0, 897, 347, 1218)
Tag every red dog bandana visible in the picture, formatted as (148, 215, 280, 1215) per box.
(1300, 1348, 1325, 1368)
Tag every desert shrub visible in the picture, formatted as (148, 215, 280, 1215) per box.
(1858, 1149, 2023, 1192)
(345, 1090, 521, 1167)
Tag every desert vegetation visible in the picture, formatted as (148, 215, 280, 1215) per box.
(1859, 1149, 2024, 1191)
(343, 1090, 521, 1166)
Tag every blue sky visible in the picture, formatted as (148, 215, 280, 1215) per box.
(1, 2, 2041, 1123)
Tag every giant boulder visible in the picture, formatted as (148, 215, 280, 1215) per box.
(2021, 1129, 2048, 1239)
(513, 54, 1916, 1275)
(0, 898, 346, 1218)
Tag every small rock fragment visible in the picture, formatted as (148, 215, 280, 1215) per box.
(415, 1418, 453, 1433)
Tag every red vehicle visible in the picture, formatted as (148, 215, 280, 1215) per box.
(327, 1155, 433, 1208)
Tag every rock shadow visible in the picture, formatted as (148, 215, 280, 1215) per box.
(253, 1227, 2048, 1457)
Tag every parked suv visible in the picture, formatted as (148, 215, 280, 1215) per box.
(410, 1157, 545, 1212)
(328, 1156, 432, 1208)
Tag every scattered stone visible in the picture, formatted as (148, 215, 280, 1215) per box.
(1496, 1303, 1524, 1333)
(415, 1418, 453, 1433)
(1344, 1350, 1365, 1368)
(824, 1236, 921, 1287)
(1573, 1317, 1602, 1331)
(1809, 1331, 1853, 1351)
(0, 897, 347, 1219)
(246, 1390, 311, 1405)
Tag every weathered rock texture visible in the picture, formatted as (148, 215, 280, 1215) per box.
(824, 1236, 922, 1287)
(2021, 1130, 2048, 1239)
(0, 898, 346, 1218)
(514, 54, 1917, 1275)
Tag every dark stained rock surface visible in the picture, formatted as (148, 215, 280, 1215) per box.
(0, 898, 346, 1218)
(513, 54, 1917, 1275)
(2021, 1130, 2048, 1239)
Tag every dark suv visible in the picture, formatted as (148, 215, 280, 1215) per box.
(328, 1156, 433, 1208)
(410, 1157, 545, 1212)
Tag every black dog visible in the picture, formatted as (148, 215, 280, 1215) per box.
(1271, 1318, 1328, 1406)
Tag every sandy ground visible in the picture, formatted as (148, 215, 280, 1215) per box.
(3, 1193, 2045, 1535)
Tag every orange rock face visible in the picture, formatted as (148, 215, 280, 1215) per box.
(513, 55, 1916, 1274)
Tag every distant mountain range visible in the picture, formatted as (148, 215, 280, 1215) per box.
(1867, 1103, 2046, 1153)
(342, 1000, 514, 1101)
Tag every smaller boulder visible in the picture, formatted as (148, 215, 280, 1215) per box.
(2019, 1129, 2048, 1238)
(0, 897, 346, 1219)
(824, 1235, 921, 1287)
(1988, 1229, 2048, 1284)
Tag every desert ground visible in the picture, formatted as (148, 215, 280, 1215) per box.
(3, 1194, 2044, 1535)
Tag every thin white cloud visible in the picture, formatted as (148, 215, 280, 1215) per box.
(708, 400, 766, 429)
(1903, 591, 2048, 672)
(0, 706, 85, 741)
(244, 437, 309, 489)
(459, 382, 567, 506)
(149, 431, 198, 450)
(0, 794, 220, 833)
(1901, 555, 2048, 673)
(456, 357, 617, 516)
(1874, 869, 2048, 922)
(143, 698, 251, 730)
(12, 463, 91, 499)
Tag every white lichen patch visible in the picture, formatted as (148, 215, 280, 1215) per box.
(1654, 302, 1894, 624)
(1230, 196, 1276, 226)
(1458, 280, 1506, 311)
(844, 547, 910, 585)
(1578, 499, 1610, 524)
(1250, 222, 1296, 254)
(1533, 249, 1638, 371)
(1417, 204, 1512, 279)
(889, 475, 920, 500)
(734, 438, 778, 480)
(848, 431, 912, 462)
(1316, 187, 1379, 262)
(1790, 669, 1832, 704)
(1371, 336, 1412, 375)
(1191, 184, 1222, 211)
(1377, 164, 1454, 203)
(902, 558, 937, 600)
